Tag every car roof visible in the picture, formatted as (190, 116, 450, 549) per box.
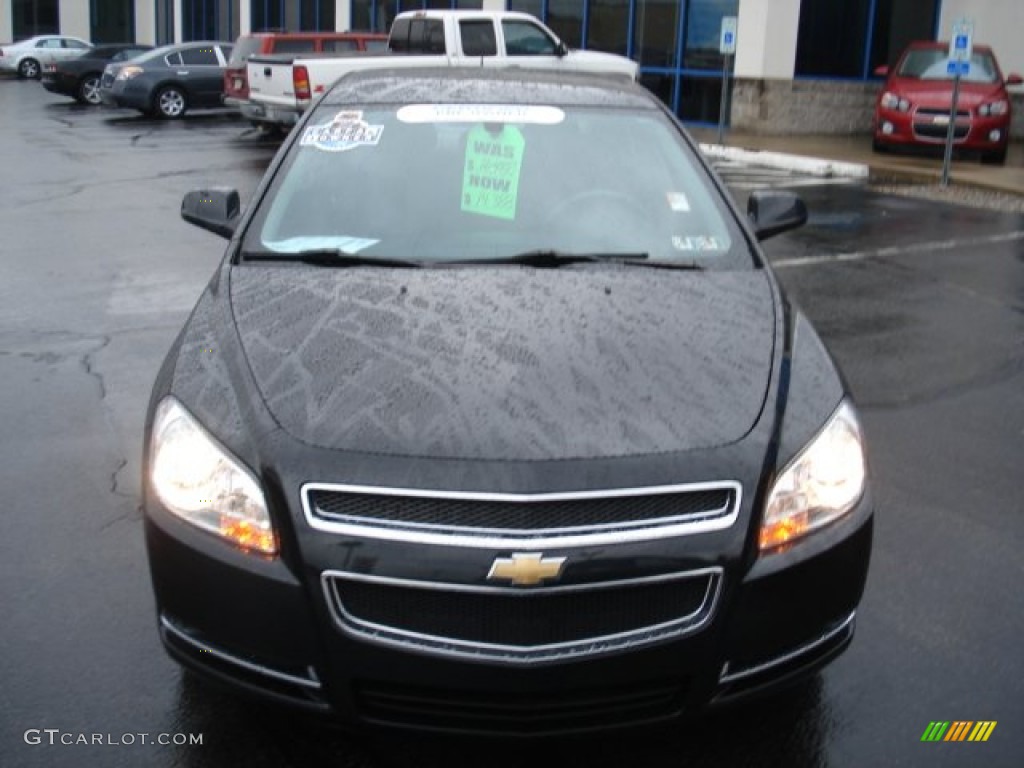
(137, 41, 231, 59)
(242, 31, 386, 39)
(322, 68, 657, 111)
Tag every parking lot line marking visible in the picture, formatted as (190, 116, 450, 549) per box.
(772, 231, 1024, 269)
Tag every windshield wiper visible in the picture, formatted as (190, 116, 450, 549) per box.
(448, 250, 704, 270)
(450, 250, 649, 268)
(242, 248, 423, 268)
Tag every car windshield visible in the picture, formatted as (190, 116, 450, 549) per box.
(244, 104, 752, 269)
(897, 48, 999, 83)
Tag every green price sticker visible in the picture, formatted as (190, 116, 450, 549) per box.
(461, 125, 525, 221)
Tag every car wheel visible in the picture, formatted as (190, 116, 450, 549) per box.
(871, 138, 889, 153)
(154, 86, 187, 119)
(18, 58, 41, 79)
(981, 146, 1007, 165)
(76, 74, 102, 105)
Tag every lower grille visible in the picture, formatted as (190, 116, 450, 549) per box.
(357, 679, 687, 734)
(323, 568, 720, 663)
(913, 122, 970, 141)
(913, 110, 970, 142)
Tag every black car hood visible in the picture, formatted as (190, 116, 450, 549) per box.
(229, 265, 776, 461)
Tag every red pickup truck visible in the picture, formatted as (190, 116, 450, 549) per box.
(223, 31, 386, 111)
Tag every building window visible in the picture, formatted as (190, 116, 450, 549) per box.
(251, 0, 286, 32)
(586, 0, 629, 57)
(351, 0, 484, 33)
(90, 0, 135, 43)
(678, 72, 723, 122)
(12, 0, 59, 38)
(634, 0, 679, 69)
(796, 0, 871, 78)
(299, 0, 336, 30)
(547, 0, 584, 49)
(184, 0, 230, 40)
(507, 0, 543, 19)
(868, 0, 938, 73)
(683, 0, 736, 70)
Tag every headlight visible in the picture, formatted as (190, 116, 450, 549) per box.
(880, 92, 911, 112)
(116, 65, 143, 81)
(978, 100, 1008, 117)
(760, 401, 866, 552)
(150, 397, 276, 555)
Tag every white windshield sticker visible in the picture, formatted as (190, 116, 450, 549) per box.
(300, 110, 383, 152)
(666, 192, 691, 212)
(263, 236, 380, 254)
(397, 104, 565, 125)
(673, 235, 724, 252)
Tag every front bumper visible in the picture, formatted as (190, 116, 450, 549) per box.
(145, 483, 872, 735)
(873, 107, 1010, 151)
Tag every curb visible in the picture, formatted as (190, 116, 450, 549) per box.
(699, 143, 870, 179)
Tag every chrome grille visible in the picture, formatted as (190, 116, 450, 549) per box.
(302, 482, 741, 548)
(323, 569, 721, 663)
(913, 108, 970, 142)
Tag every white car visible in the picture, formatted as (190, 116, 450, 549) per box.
(0, 35, 92, 79)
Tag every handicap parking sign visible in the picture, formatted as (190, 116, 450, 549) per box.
(719, 17, 737, 55)
(949, 18, 973, 62)
(947, 60, 970, 76)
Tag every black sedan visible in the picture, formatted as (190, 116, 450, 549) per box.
(100, 41, 232, 118)
(41, 43, 151, 105)
(144, 68, 873, 735)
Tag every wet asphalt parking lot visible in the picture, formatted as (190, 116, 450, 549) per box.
(1, 77, 1022, 768)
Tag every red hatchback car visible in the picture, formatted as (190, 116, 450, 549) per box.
(873, 41, 1022, 164)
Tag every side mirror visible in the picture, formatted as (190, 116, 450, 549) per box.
(747, 190, 808, 241)
(1005, 73, 1023, 86)
(181, 187, 240, 239)
(873, 64, 889, 77)
(556, 41, 568, 58)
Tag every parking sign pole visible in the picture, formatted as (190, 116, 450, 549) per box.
(942, 18, 973, 188)
(717, 54, 730, 145)
(940, 73, 961, 187)
(717, 16, 737, 145)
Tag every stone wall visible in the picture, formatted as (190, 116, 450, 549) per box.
(731, 78, 1024, 139)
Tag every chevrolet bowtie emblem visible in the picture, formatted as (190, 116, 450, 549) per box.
(487, 552, 567, 586)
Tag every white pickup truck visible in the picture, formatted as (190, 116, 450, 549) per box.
(245, 10, 639, 130)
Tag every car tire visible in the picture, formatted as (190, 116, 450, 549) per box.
(871, 138, 889, 154)
(76, 74, 103, 105)
(981, 146, 1007, 165)
(18, 58, 41, 79)
(154, 86, 188, 119)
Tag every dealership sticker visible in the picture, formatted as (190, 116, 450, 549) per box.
(461, 125, 525, 221)
(672, 235, 723, 252)
(300, 110, 383, 152)
(398, 104, 564, 125)
(666, 192, 691, 212)
(263, 235, 380, 254)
